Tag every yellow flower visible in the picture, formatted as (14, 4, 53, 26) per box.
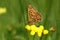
(30, 25, 37, 32)
(0, 7, 6, 14)
(37, 32, 42, 37)
(25, 25, 31, 31)
(37, 25, 44, 37)
(37, 25, 44, 33)
(43, 30, 49, 35)
(30, 31, 35, 36)
(25, 25, 37, 36)
(25, 24, 49, 37)
(39, 25, 44, 30)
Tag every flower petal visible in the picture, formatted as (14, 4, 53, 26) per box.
(25, 25, 31, 31)
(43, 30, 49, 35)
(39, 25, 44, 30)
(37, 32, 42, 37)
(30, 25, 37, 32)
(30, 31, 35, 36)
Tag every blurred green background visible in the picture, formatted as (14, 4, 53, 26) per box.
(0, 0, 60, 40)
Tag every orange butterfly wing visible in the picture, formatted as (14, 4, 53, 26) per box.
(28, 5, 41, 24)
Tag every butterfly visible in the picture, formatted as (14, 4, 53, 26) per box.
(28, 5, 42, 24)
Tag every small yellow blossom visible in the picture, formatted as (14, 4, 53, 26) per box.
(0, 7, 6, 14)
(37, 25, 44, 37)
(30, 31, 35, 36)
(37, 32, 42, 37)
(30, 25, 37, 32)
(37, 30, 42, 33)
(43, 30, 49, 35)
(37, 25, 44, 33)
(25, 25, 31, 31)
(39, 25, 44, 30)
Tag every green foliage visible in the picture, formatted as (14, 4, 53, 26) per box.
(0, 0, 60, 40)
